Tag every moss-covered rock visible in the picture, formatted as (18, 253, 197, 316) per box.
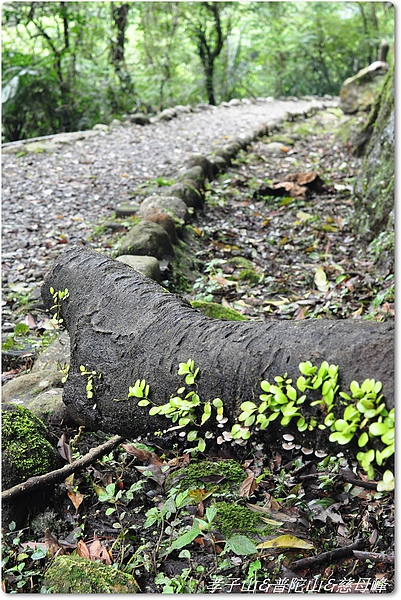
(1, 404, 59, 489)
(228, 256, 254, 269)
(191, 300, 248, 321)
(214, 501, 271, 537)
(166, 459, 247, 493)
(237, 268, 261, 284)
(162, 181, 204, 209)
(339, 61, 389, 114)
(43, 555, 139, 593)
(116, 220, 174, 259)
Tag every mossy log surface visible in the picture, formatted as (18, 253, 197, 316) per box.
(41, 247, 394, 438)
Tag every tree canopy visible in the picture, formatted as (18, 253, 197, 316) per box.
(2, 1, 394, 141)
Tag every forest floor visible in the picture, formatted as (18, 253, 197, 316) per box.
(1, 108, 394, 593)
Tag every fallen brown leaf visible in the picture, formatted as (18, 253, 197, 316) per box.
(77, 539, 91, 559)
(122, 443, 163, 465)
(57, 433, 72, 463)
(239, 470, 258, 498)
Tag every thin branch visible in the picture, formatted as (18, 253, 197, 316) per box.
(2, 434, 124, 503)
(291, 538, 365, 571)
(353, 550, 394, 564)
(340, 469, 378, 491)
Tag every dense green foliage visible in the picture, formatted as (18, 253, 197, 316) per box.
(2, 1, 393, 141)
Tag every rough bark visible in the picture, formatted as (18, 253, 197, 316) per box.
(41, 247, 394, 439)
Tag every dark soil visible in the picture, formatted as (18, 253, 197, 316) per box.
(1, 109, 394, 594)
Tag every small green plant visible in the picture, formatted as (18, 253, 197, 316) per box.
(232, 361, 393, 486)
(123, 359, 393, 488)
(193, 259, 227, 301)
(1, 322, 31, 351)
(1, 521, 51, 593)
(155, 566, 205, 593)
(130, 359, 226, 454)
(98, 481, 145, 526)
(79, 365, 102, 402)
(49, 286, 69, 325)
(61, 364, 70, 384)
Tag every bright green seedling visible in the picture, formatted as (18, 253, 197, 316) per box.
(231, 361, 393, 486)
(127, 360, 226, 455)
(79, 365, 102, 403)
(232, 362, 337, 440)
(177, 359, 200, 386)
(128, 379, 150, 404)
(120, 358, 393, 487)
(49, 286, 69, 325)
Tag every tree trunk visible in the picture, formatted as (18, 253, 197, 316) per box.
(41, 247, 394, 441)
(205, 64, 216, 105)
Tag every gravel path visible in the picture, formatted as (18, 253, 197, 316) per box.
(1, 98, 333, 290)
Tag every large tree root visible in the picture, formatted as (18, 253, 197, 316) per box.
(41, 247, 394, 440)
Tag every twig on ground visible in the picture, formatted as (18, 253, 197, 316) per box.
(2, 434, 124, 502)
(353, 550, 394, 564)
(291, 539, 365, 571)
(340, 469, 378, 491)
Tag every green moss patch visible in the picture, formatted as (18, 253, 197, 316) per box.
(166, 459, 247, 493)
(191, 300, 248, 321)
(43, 555, 139, 593)
(214, 502, 272, 537)
(237, 268, 261, 284)
(2, 404, 58, 483)
(228, 256, 255, 269)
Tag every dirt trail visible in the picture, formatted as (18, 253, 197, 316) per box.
(1, 98, 334, 290)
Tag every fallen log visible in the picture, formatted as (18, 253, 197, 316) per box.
(41, 247, 394, 440)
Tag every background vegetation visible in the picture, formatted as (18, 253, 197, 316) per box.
(2, 1, 394, 142)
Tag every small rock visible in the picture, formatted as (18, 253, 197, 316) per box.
(109, 118, 123, 127)
(175, 165, 205, 188)
(128, 113, 151, 125)
(138, 195, 189, 225)
(214, 147, 232, 165)
(162, 182, 204, 210)
(43, 555, 139, 593)
(2, 144, 25, 154)
(222, 141, 242, 158)
(117, 220, 174, 260)
(196, 103, 213, 111)
(185, 154, 214, 181)
(92, 123, 109, 131)
(24, 141, 49, 153)
(254, 123, 268, 136)
(2, 370, 65, 406)
(154, 108, 176, 121)
(140, 209, 178, 243)
(2, 404, 60, 490)
(259, 142, 289, 156)
(32, 332, 70, 373)
(228, 98, 241, 106)
(114, 203, 140, 217)
(340, 61, 389, 114)
(116, 255, 161, 281)
(174, 105, 192, 114)
(208, 154, 228, 173)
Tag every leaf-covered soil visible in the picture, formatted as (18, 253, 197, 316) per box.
(186, 108, 394, 324)
(2, 109, 394, 593)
